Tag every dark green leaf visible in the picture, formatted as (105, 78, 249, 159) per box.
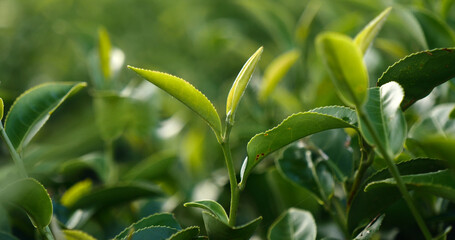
(316, 32, 368, 107)
(71, 182, 160, 210)
(168, 226, 200, 240)
(377, 48, 455, 109)
(127, 226, 179, 240)
(184, 200, 229, 224)
(276, 145, 334, 203)
(268, 208, 316, 240)
(202, 212, 261, 240)
(123, 151, 176, 181)
(0, 231, 19, 240)
(0, 178, 52, 229)
(226, 47, 263, 124)
(359, 82, 406, 158)
(5, 82, 86, 151)
(128, 66, 222, 141)
(353, 215, 384, 240)
(114, 213, 181, 240)
(412, 9, 455, 49)
(240, 106, 357, 188)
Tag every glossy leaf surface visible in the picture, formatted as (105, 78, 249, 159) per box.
(5, 82, 86, 151)
(128, 66, 222, 141)
(377, 48, 455, 109)
(268, 208, 316, 240)
(202, 212, 261, 240)
(354, 7, 392, 54)
(114, 213, 181, 240)
(240, 106, 357, 187)
(184, 200, 229, 224)
(0, 178, 52, 229)
(71, 183, 160, 209)
(316, 32, 368, 107)
(168, 227, 200, 240)
(63, 230, 96, 240)
(124, 226, 179, 240)
(359, 82, 406, 158)
(226, 47, 263, 123)
(259, 49, 300, 101)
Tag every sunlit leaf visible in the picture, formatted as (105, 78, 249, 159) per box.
(202, 211, 261, 240)
(61, 179, 92, 208)
(0, 178, 52, 229)
(0, 98, 3, 121)
(268, 208, 316, 240)
(98, 27, 111, 80)
(226, 47, 263, 124)
(258, 49, 300, 102)
(354, 7, 392, 54)
(377, 48, 455, 110)
(359, 82, 406, 158)
(240, 106, 357, 188)
(316, 32, 368, 107)
(63, 229, 96, 240)
(353, 215, 384, 240)
(114, 213, 181, 240)
(184, 200, 229, 224)
(128, 66, 222, 141)
(5, 82, 87, 152)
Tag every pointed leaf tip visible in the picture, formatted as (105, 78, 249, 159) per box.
(128, 66, 222, 141)
(226, 47, 263, 124)
(355, 7, 392, 54)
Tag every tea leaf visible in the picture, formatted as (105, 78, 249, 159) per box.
(120, 226, 179, 240)
(5, 82, 87, 152)
(63, 229, 96, 240)
(365, 169, 455, 202)
(0, 178, 52, 229)
(168, 226, 200, 240)
(184, 200, 229, 224)
(226, 47, 263, 124)
(0, 231, 19, 240)
(354, 7, 392, 54)
(61, 179, 92, 208)
(202, 211, 261, 240)
(93, 92, 129, 141)
(114, 213, 181, 240)
(268, 208, 316, 240)
(359, 82, 406, 158)
(258, 49, 300, 102)
(128, 66, 222, 141)
(99, 27, 111, 80)
(0, 98, 3, 121)
(71, 182, 160, 210)
(240, 106, 357, 188)
(353, 215, 384, 240)
(348, 158, 446, 233)
(316, 32, 368, 107)
(294, 0, 320, 43)
(377, 48, 455, 110)
(412, 9, 455, 49)
(123, 151, 176, 181)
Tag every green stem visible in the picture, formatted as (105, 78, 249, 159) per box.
(357, 110, 432, 240)
(221, 123, 240, 226)
(40, 226, 55, 240)
(347, 145, 374, 209)
(0, 123, 27, 177)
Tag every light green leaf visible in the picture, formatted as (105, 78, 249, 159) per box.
(168, 226, 200, 240)
(365, 169, 455, 202)
(294, 0, 320, 43)
(268, 208, 316, 240)
(316, 32, 368, 107)
(63, 229, 97, 240)
(202, 211, 261, 240)
(5, 82, 87, 152)
(377, 48, 455, 110)
(114, 213, 181, 240)
(184, 200, 229, 224)
(128, 66, 222, 141)
(71, 182, 160, 210)
(98, 27, 111, 80)
(354, 7, 392, 54)
(226, 47, 263, 124)
(359, 82, 406, 158)
(93, 92, 129, 141)
(353, 215, 384, 240)
(0, 98, 3, 121)
(61, 179, 92, 208)
(240, 106, 357, 188)
(258, 49, 300, 102)
(0, 178, 52, 229)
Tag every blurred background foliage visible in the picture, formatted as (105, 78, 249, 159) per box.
(0, 0, 455, 239)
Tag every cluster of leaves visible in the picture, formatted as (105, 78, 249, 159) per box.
(1, 0, 455, 240)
